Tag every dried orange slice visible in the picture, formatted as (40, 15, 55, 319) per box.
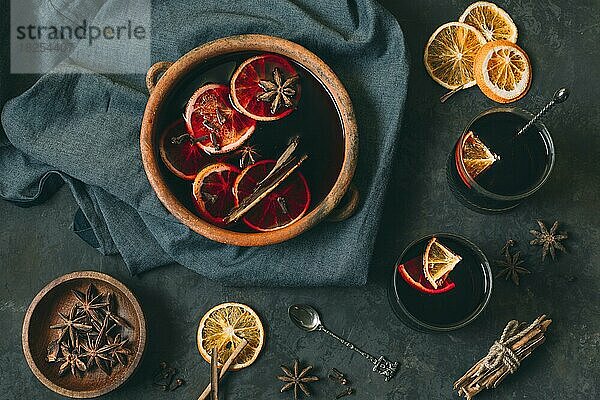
(423, 237, 462, 289)
(474, 40, 531, 103)
(424, 22, 486, 89)
(461, 131, 499, 179)
(459, 1, 518, 43)
(197, 302, 264, 371)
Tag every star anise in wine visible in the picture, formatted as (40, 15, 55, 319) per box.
(237, 145, 260, 168)
(50, 305, 93, 347)
(58, 344, 87, 376)
(277, 360, 319, 400)
(495, 249, 530, 286)
(529, 220, 568, 261)
(257, 68, 299, 114)
(79, 317, 115, 375)
(106, 334, 131, 366)
(72, 284, 109, 325)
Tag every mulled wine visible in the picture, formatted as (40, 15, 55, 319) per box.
(155, 52, 345, 232)
(389, 233, 492, 332)
(447, 107, 555, 212)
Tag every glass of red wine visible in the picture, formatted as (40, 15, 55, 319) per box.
(388, 233, 493, 332)
(446, 107, 555, 213)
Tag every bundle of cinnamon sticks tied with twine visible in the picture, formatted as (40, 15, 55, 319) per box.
(197, 339, 248, 400)
(454, 315, 552, 399)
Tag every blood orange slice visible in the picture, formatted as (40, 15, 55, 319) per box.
(230, 54, 301, 121)
(233, 160, 310, 232)
(397, 256, 456, 295)
(184, 84, 256, 154)
(192, 163, 240, 226)
(159, 119, 208, 180)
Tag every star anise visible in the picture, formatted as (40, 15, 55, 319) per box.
(50, 305, 93, 347)
(58, 344, 87, 376)
(72, 284, 109, 325)
(277, 360, 319, 400)
(79, 316, 115, 375)
(257, 68, 299, 114)
(529, 220, 568, 261)
(106, 334, 131, 366)
(495, 249, 530, 286)
(237, 145, 260, 168)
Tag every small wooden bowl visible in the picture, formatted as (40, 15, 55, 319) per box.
(141, 34, 359, 246)
(22, 271, 146, 398)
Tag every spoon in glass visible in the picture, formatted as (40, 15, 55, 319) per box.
(288, 304, 398, 381)
(515, 88, 569, 137)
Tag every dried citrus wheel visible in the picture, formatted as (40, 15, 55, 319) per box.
(159, 119, 208, 180)
(197, 302, 264, 371)
(184, 83, 257, 154)
(423, 237, 462, 289)
(461, 131, 499, 179)
(192, 163, 240, 226)
(424, 22, 486, 89)
(233, 160, 310, 232)
(230, 54, 301, 121)
(459, 1, 518, 43)
(398, 257, 456, 295)
(474, 40, 531, 103)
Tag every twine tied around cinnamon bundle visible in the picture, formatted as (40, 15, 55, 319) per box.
(454, 315, 551, 399)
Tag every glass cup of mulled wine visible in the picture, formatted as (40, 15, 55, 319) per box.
(388, 233, 492, 332)
(446, 107, 555, 213)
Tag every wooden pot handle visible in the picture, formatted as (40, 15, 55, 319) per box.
(146, 61, 174, 94)
(328, 183, 360, 222)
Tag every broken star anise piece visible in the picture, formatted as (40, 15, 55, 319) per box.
(529, 220, 568, 261)
(47, 339, 61, 362)
(277, 360, 319, 400)
(257, 68, 300, 115)
(58, 344, 87, 377)
(50, 305, 93, 348)
(72, 283, 109, 325)
(495, 250, 530, 286)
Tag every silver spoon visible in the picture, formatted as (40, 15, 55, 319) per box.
(288, 304, 398, 381)
(515, 88, 569, 137)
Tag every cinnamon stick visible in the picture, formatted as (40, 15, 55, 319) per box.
(454, 316, 552, 399)
(223, 155, 307, 224)
(198, 339, 248, 400)
(211, 348, 218, 400)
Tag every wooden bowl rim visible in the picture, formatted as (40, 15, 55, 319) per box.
(141, 34, 358, 246)
(21, 271, 147, 399)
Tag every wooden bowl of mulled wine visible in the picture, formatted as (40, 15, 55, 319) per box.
(22, 271, 146, 398)
(140, 34, 358, 246)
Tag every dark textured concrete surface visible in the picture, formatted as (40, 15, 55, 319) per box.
(1, 1, 599, 399)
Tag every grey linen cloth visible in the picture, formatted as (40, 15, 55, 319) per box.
(0, 0, 408, 286)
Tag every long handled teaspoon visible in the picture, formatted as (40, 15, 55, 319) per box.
(288, 304, 398, 381)
(515, 88, 569, 137)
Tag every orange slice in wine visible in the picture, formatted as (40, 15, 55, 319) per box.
(423, 237, 462, 289)
(398, 256, 456, 295)
(192, 163, 240, 226)
(461, 131, 499, 179)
